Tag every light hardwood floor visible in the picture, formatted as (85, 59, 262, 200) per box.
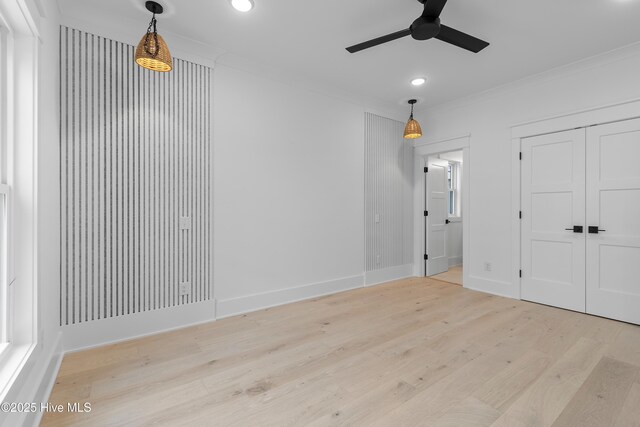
(42, 278, 640, 426)
(431, 265, 463, 286)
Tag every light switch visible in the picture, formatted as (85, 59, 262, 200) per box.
(179, 282, 191, 296)
(180, 216, 191, 230)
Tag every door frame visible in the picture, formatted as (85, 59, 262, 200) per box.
(511, 97, 640, 300)
(413, 135, 470, 287)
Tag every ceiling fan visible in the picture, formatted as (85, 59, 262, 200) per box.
(346, 0, 489, 54)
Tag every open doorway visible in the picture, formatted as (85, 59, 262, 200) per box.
(413, 135, 469, 288)
(425, 150, 464, 286)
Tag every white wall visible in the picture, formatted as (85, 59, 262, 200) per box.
(447, 220, 463, 267)
(415, 42, 640, 297)
(213, 64, 368, 317)
(54, 54, 408, 345)
(38, 5, 408, 349)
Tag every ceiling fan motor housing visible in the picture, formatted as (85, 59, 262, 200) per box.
(411, 16, 441, 40)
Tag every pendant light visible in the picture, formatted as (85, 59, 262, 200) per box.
(135, 1, 173, 72)
(403, 99, 422, 139)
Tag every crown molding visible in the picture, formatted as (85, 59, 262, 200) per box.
(423, 40, 640, 115)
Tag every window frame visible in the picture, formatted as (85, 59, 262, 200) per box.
(0, 0, 40, 403)
(0, 184, 10, 346)
(447, 162, 461, 219)
(0, 21, 9, 352)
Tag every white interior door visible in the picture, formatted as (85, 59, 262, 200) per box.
(426, 158, 449, 276)
(521, 129, 586, 312)
(586, 118, 640, 325)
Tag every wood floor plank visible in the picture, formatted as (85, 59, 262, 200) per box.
(607, 324, 640, 367)
(369, 334, 538, 426)
(430, 265, 463, 286)
(491, 337, 606, 427)
(473, 349, 551, 411)
(614, 381, 640, 427)
(552, 357, 639, 427)
(432, 396, 502, 427)
(41, 278, 640, 427)
(305, 341, 484, 426)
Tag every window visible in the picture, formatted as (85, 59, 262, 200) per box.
(0, 187, 8, 351)
(0, 25, 8, 351)
(0, 0, 40, 402)
(447, 162, 460, 217)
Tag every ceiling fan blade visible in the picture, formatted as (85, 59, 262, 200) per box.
(423, 0, 448, 18)
(346, 28, 411, 53)
(435, 25, 489, 53)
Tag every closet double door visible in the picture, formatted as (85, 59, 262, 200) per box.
(521, 118, 640, 325)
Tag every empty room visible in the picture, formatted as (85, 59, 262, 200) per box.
(2, 0, 640, 426)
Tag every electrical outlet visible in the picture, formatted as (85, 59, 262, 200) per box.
(376, 254, 381, 265)
(180, 216, 191, 230)
(179, 282, 191, 296)
(484, 262, 492, 272)
(375, 214, 380, 224)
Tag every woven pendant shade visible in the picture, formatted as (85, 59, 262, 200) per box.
(135, 33, 172, 72)
(403, 118, 422, 139)
(403, 99, 422, 139)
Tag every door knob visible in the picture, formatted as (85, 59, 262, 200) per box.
(565, 226, 583, 233)
(588, 226, 606, 234)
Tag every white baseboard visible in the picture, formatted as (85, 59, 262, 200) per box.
(0, 333, 63, 427)
(216, 275, 364, 319)
(27, 336, 63, 427)
(448, 257, 463, 267)
(62, 300, 217, 352)
(62, 274, 368, 351)
(364, 264, 414, 287)
(465, 275, 517, 299)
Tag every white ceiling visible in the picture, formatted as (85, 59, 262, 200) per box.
(57, 0, 640, 109)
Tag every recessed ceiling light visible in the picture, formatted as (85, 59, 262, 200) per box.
(411, 77, 427, 87)
(230, 0, 254, 12)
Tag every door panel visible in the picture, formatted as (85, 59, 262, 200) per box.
(531, 240, 574, 284)
(531, 192, 573, 232)
(586, 119, 640, 325)
(427, 159, 449, 276)
(521, 129, 586, 312)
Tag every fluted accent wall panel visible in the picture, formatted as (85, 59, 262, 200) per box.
(365, 113, 413, 272)
(60, 27, 212, 325)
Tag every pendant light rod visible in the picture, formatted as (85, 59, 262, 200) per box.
(408, 99, 417, 119)
(145, 1, 163, 39)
